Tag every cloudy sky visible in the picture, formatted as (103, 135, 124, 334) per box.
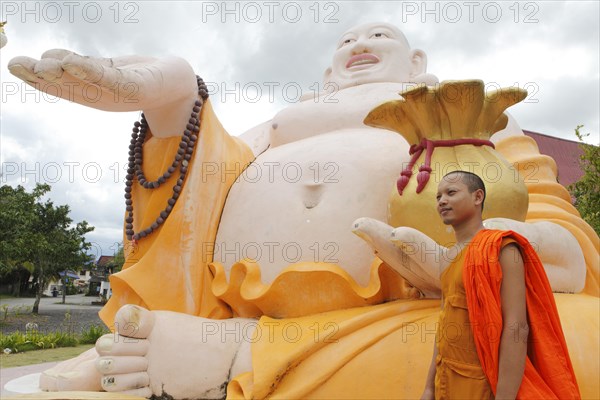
(1, 0, 598, 260)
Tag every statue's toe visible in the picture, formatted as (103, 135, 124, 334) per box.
(115, 304, 156, 339)
(96, 333, 150, 357)
(100, 371, 150, 393)
(96, 356, 148, 374)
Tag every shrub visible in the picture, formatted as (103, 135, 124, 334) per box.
(0, 330, 78, 353)
(79, 324, 110, 344)
(66, 282, 78, 295)
(0, 323, 110, 353)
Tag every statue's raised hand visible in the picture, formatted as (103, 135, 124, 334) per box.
(352, 217, 444, 298)
(8, 50, 199, 137)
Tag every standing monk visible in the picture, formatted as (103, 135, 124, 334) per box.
(420, 171, 580, 400)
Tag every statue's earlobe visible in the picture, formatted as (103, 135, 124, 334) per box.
(409, 49, 438, 86)
(323, 66, 333, 85)
(409, 49, 428, 78)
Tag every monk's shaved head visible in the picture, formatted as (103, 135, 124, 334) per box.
(443, 171, 486, 211)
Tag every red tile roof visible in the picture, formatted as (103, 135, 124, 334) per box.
(523, 130, 585, 188)
(96, 255, 115, 267)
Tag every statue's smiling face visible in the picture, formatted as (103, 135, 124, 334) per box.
(328, 22, 416, 89)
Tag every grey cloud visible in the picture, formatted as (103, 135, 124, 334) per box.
(511, 77, 600, 142)
(1, 110, 128, 258)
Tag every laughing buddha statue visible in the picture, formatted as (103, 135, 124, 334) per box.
(8, 22, 598, 399)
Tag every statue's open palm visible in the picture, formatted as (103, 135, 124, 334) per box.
(9, 49, 200, 137)
(8, 49, 197, 113)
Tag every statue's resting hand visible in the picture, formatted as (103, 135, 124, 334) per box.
(9, 50, 199, 137)
(483, 218, 586, 293)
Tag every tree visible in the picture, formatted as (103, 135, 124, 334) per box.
(569, 125, 600, 236)
(0, 184, 94, 312)
(0, 184, 47, 296)
(109, 244, 125, 274)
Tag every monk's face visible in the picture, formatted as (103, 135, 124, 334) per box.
(327, 22, 415, 89)
(436, 174, 482, 226)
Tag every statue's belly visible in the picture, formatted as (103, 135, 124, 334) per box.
(214, 129, 409, 285)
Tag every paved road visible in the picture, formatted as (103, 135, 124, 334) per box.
(0, 294, 105, 334)
(0, 293, 100, 308)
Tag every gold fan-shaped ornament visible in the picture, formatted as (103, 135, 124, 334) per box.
(365, 80, 530, 246)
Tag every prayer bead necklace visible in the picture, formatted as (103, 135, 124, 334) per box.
(124, 76, 209, 241)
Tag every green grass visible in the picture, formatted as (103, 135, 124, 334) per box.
(0, 344, 94, 368)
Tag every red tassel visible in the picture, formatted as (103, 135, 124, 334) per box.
(397, 173, 411, 195)
(416, 166, 432, 193)
(408, 144, 420, 155)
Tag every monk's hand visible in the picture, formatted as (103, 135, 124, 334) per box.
(352, 218, 442, 298)
(8, 50, 198, 113)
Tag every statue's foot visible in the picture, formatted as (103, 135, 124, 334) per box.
(93, 305, 153, 398)
(39, 347, 103, 392)
(96, 305, 255, 399)
(38, 307, 149, 395)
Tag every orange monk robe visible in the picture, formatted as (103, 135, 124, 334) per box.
(464, 229, 581, 399)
